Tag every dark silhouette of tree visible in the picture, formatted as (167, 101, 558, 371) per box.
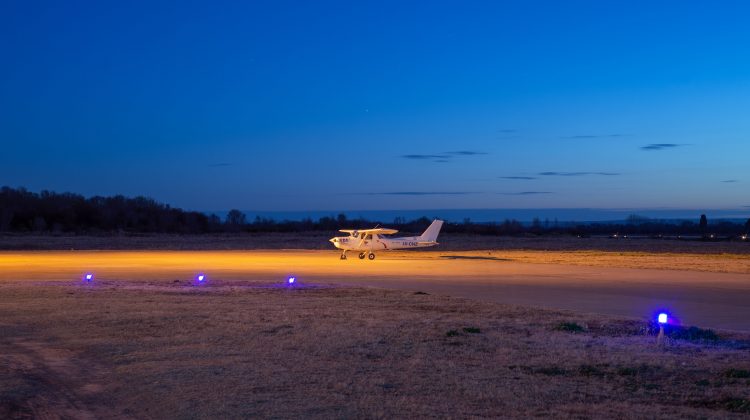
(225, 209, 247, 227)
(627, 214, 650, 224)
(500, 219, 524, 235)
(208, 214, 222, 230)
(2, 186, 749, 237)
(529, 217, 543, 235)
(0, 186, 209, 233)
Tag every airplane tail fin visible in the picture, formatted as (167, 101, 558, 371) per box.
(419, 219, 444, 243)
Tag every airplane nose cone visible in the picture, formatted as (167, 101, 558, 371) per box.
(329, 238, 338, 243)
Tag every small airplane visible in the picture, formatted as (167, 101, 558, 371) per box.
(329, 219, 444, 260)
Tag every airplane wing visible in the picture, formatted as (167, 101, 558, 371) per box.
(339, 228, 399, 235)
(362, 228, 399, 234)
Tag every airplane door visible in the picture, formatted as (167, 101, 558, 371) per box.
(373, 234, 386, 249)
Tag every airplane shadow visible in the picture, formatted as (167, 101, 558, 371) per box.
(439, 255, 513, 262)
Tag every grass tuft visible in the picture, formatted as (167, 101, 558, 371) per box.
(413, 291, 429, 295)
(668, 325, 720, 341)
(462, 327, 481, 334)
(617, 367, 638, 376)
(535, 366, 568, 376)
(694, 397, 750, 413)
(723, 368, 750, 378)
(723, 398, 750, 413)
(578, 364, 606, 377)
(616, 364, 660, 377)
(445, 330, 460, 337)
(554, 321, 585, 333)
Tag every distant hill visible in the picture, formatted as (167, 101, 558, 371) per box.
(215, 208, 750, 225)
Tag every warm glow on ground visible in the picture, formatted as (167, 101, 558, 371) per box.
(2, 250, 749, 331)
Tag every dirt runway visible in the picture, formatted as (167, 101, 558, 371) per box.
(2, 250, 749, 331)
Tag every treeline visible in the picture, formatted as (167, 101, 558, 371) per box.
(1, 187, 749, 237)
(0, 187, 213, 233)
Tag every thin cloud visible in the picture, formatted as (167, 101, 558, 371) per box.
(208, 163, 232, 167)
(444, 150, 488, 156)
(496, 129, 519, 140)
(539, 171, 620, 176)
(401, 154, 447, 160)
(560, 134, 625, 139)
(498, 191, 553, 195)
(500, 176, 537, 180)
(401, 150, 488, 162)
(349, 191, 477, 196)
(640, 143, 685, 151)
(721, 180, 739, 183)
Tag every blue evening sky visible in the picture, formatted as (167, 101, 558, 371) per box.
(2, 1, 749, 212)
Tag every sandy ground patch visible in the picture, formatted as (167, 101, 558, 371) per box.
(1, 250, 750, 331)
(490, 250, 750, 274)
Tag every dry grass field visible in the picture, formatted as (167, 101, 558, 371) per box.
(2, 279, 750, 418)
(1, 235, 749, 418)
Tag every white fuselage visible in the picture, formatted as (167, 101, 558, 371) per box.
(329, 233, 432, 252)
(329, 220, 443, 259)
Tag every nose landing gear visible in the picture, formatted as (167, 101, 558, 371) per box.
(358, 252, 366, 259)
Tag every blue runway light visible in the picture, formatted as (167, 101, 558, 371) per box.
(287, 276, 296, 285)
(197, 274, 206, 282)
(657, 313, 668, 325)
(84, 273, 93, 282)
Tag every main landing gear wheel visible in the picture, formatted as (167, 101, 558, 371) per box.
(368, 253, 375, 260)
(358, 252, 366, 259)
(340, 253, 347, 260)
